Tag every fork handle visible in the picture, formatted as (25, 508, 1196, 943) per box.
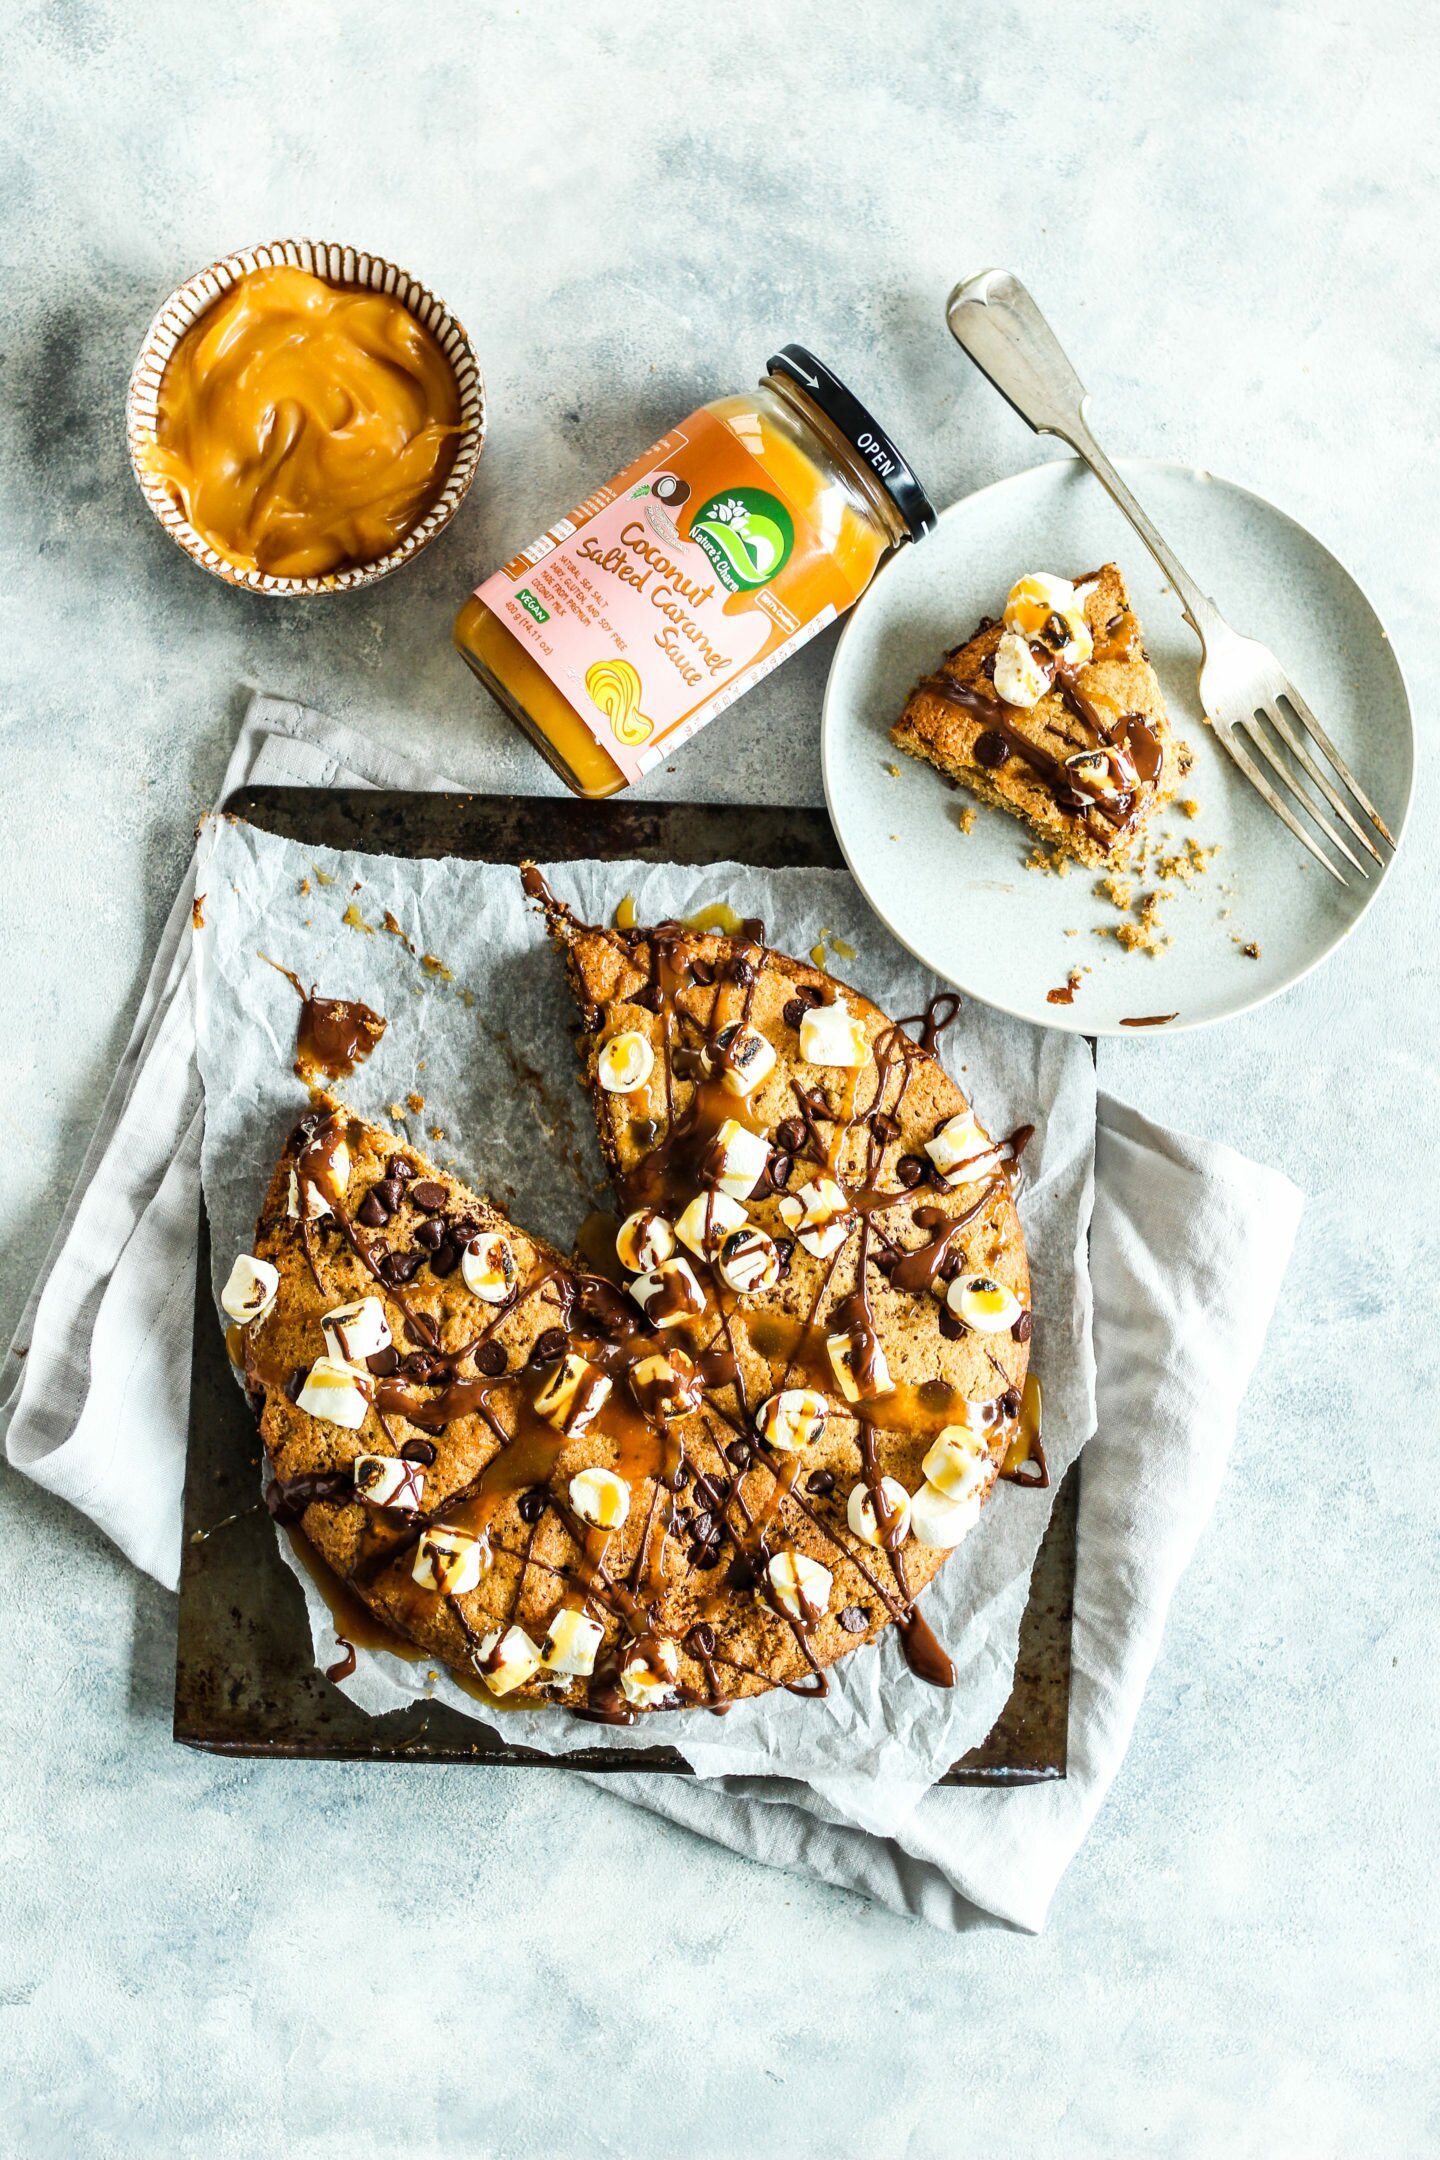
(947, 269, 1222, 645)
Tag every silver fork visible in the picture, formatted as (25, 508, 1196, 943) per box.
(946, 268, 1395, 885)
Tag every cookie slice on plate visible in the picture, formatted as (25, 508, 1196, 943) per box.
(529, 872, 1038, 1694)
(892, 562, 1191, 868)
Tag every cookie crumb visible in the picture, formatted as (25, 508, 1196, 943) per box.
(957, 806, 977, 834)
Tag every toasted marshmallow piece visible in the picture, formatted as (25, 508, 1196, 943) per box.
(706, 1118, 771, 1201)
(756, 1388, 829, 1453)
(707, 1023, 776, 1098)
(296, 1355, 370, 1430)
(799, 994, 867, 1068)
(911, 1483, 983, 1550)
(620, 1636, 681, 1707)
(535, 1352, 612, 1436)
(717, 1224, 780, 1295)
(461, 1230, 518, 1304)
(539, 1607, 604, 1678)
(767, 1550, 832, 1625)
(615, 1208, 675, 1274)
(630, 1254, 707, 1327)
(286, 1168, 332, 1221)
(630, 1350, 701, 1422)
(353, 1453, 425, 1513)
(676, 1189, 748, 1261)
(221, 1253, 279, 1325)
(322, 1295, 391, 1367)
(947, 1274, 1023, 1334)
(778, 1176, 853, 1259)
(922, 1424, 991, 1503)
(477, 1624, 542, 1697)
(924, 1110, 987, 1182)
(569, 1465, 631, 1531)
(413, 1525, 489, 1596)
(992, 627, 1052, 710)
(597, 1030, 655, 1093)
(1066, 744, 1135, 800)
(1003, 571, 1094, 667)
(847, 1477, 912, 1549)
(826, 1329, 893, 1404)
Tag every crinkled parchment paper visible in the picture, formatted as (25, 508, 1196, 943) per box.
(193, 811, 1096, 1833)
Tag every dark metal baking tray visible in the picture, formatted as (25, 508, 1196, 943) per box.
(174, 787, 1077, 1782)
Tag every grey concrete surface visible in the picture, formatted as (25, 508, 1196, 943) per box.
(1, 4, 1436, 2154)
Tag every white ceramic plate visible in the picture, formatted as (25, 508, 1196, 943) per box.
(822, 459, 1413, 1035)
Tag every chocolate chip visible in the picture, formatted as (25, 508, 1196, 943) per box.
(980, 652, 997, 681)
(517, 1488, 548, 1525)
(725, 1440, 752, 1470)
(730, 957, 755, 989)
(692, 1474, 725, 1512)
(895, 1154, 928, 1188)
(839, 1605, 869, 1634)
(973, 730, 1009, 770)
(284, 1368, 307, 1403)
(374, 1178, 403, 1212)
(1011, 1310, 1033, 1342)
(1001, 1387, 1022, 1418)
(693, 1544, 722, 1571)
(366, 1346, 400, 1376)
(399, 1352, 438, 1380)
(475, 1340, 507, 1377)
(725, 1556, 757, 1592)
(409, 1180, 447, 1213)
(289, 1111, 324, 1151)
(939, 1305, 966, 1341)
(379, 1249, 423, 1285)
(429, 1240, 461, 1278)
(630, 981, 663, 1013)
(782, 997, 808, 1031)
(774, 1116, 806, 1153)
(869, 1110, 901, 1144)
(774, 1239, 795, 1278)
(530, 1327, 568, 1365)
(386, 1156, 415, 1182)
(413, 1217, 445, 1252)
(357, 1192, 391, 1228)
(766, 1152, 795, 1191)
(688, 1622, 716, 1656)
(403, 1317, 433, 1347)
(689, 1508, 716, 1543)
(805, 1469, 835, 1497)
(689, 959, 715, 987)
(400, 1437, 437, 1466)
(940, 1250, 963, 1282)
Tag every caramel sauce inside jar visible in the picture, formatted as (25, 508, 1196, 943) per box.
(143, 265, 462, 579)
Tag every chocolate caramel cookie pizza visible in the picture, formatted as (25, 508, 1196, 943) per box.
(223, 882, 1036, 1720)
(892, 562, 1190, 868)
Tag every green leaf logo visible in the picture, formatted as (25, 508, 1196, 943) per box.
(688, 487, 794, 591)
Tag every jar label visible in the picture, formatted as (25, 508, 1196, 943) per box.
(474, 410, 845, 783)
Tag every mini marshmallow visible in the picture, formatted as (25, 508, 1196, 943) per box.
(778, 1176, 853, 1259)
(412, 1525, 489, 1596)
(615, 1208, 675, 1274)
(286, 1168, 332, 1220)
(755, 1388, 829, 1453)
(766, 1550, 832, 1625)
(477, 1624, 542, 1697)
(676, 1189, 748, 1260)
(296, 1356, 370, 1430)
(220, 1254, 279, 1325)
(910, 1483, 983, 1550)
(921, 1425, 991, 1504)
(706, 1023, 776, 1098)
(705, 1118, 771, 1201)
(1003, 571, 1093, 667)
(620, 1636, 680, 1707)
(461, 1230, 518, 1304)
(992, 627, 1052, 709)
(629, 1350, 702, 1422)
(569, 1466, 631, 1530)
(825, 1329, 893, 1405)
(630, 1254, 707, 1327)
(947, 1274, 1023, 1334)
(716, 1224, 780, 1295)
(597, 1030, 655, 1093)
(534, 1352, 612, 1436)
(924, 1110, 987, 1181)
(321, 1296, 391, 1367)
(539, 1607, 604, 1678)
(846, 1477, 912, 1549)
(798, 995, 867, 1068)
(353, 1454, 425, 1513)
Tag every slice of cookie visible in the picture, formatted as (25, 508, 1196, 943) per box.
(891, 563, 1190, 868)
(528, 871, 1037, 1699)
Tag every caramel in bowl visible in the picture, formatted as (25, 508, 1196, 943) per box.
(127, 241, 485, 595)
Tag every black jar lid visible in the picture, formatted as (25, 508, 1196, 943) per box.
(766, 343, 936, 544)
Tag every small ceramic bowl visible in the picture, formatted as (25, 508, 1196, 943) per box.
(125, 237, 486, 596)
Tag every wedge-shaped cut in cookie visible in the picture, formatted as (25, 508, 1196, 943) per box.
(525, 869, 1037, 1705)
(891, 562, 1191, 868)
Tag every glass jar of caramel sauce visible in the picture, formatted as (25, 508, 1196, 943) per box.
(455, 346, 934, 796)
